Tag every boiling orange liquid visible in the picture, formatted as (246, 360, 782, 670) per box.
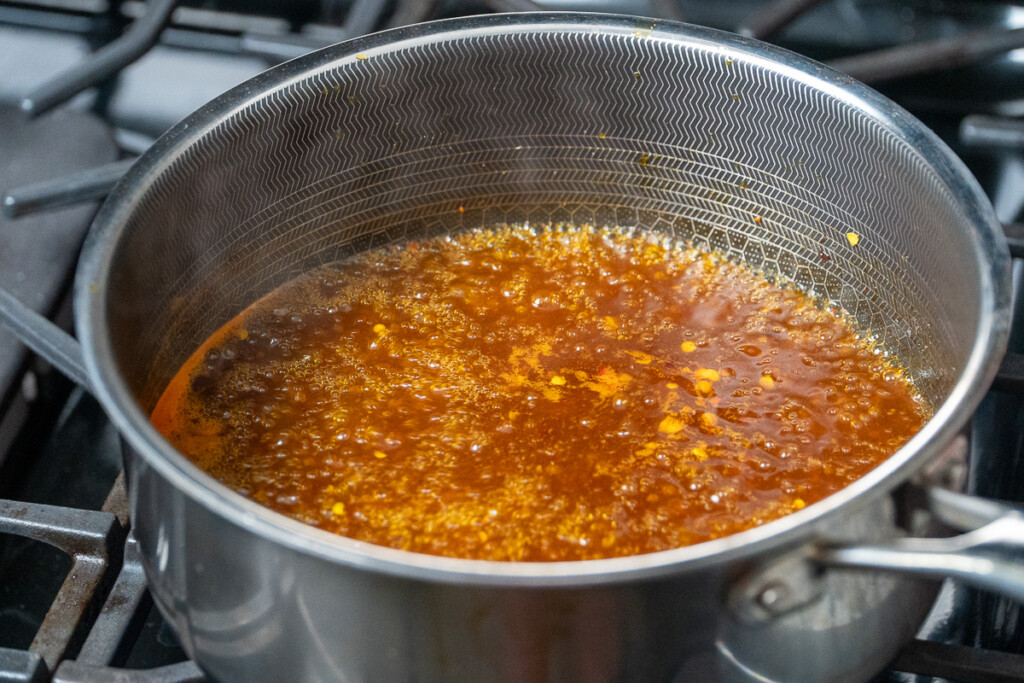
(152, 225, 928, 561)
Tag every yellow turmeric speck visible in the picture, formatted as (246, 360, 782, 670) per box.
(759, 375, 775, 389)
(696, 380, 714, 396)
(331, 502, 345, 515)
(598, 132, 607, 139)
(667, 382, 679, 389)
(603, 316, 619, 330)
(373, 450, 388, 459)
(356, 53, 368, 60)
(626, 350, 654, 365)
(585, 368, 632, 398)
(792, 498, 806, 510)
(550, 375, 566, 385)
(478, 531, 489, 542)
(754, 216, 762, 223)
(692, 446, 709, 461)
(373, 323, 387, 335)
(846, 231, 860, 246)
(694, 368, 720, 382)
(700, 412, 718, 428)
(658, 415, 686, 434)
(680, 341, 697, 353)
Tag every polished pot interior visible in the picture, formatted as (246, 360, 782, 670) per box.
(101, 16, 984, 415)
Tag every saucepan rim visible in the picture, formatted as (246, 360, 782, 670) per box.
(75, 12, 1011, 587)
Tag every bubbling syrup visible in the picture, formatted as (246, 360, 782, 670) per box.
(152, 225, 928, 561)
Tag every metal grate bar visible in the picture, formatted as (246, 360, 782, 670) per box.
(0, 500, 123, 673)
(961, 115, 1024, 150)
(53, 661, 206, 683)
(385, 0, 438, 29)
(828, 27, 1024, 83)
(890, 639, 1024, 683)
(0, 647, 46, 683)
(2, 159, 134, 219)
(341, 0, 387, 40)
(481, 0, 544, 12)
(1003, 223, 1024, 260)
(74, 535, 150, 667)
(20, 0, 180, 117)
(737, 0, 829, 40)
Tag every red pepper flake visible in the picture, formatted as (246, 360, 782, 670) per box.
(819, 251, 830, 261)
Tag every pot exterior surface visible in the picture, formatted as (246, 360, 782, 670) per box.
(129, 448, 935, 682)
(79, 13, 1007, 683)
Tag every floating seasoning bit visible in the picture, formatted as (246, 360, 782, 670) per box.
(659, 414, 686, 434)
(694, 368, 720, 382)
(846, 231, 860, 246)
(681, 341, 697, 353)
(356, 53, 368, 60)
(373, 450, 388, 459)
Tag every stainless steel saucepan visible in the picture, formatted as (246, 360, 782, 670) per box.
(1, 13, 1019, 682)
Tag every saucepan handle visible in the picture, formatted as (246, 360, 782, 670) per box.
(815, 486, 1024, 603)
(0, 286, 92, 391)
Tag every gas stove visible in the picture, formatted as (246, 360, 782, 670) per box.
(1, 1, 1023, 681)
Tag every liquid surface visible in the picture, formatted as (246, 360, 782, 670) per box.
(152, 226, 928, 561)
